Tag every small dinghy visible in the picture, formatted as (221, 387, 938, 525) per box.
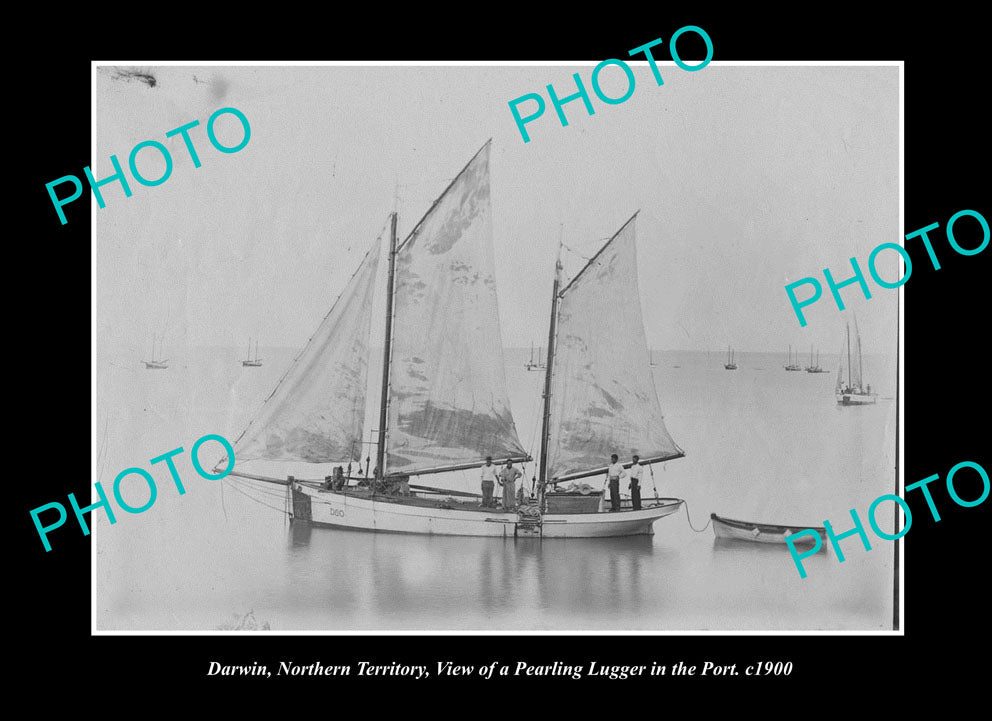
(711, 513, 826, 545)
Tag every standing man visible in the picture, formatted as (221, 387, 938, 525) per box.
(499, 460, 523, 510)
(607, 454, 627, 511)
(628, 455, 642, 510)
(480, 456, 497, 508)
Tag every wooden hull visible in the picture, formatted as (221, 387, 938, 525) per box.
(242, 361, 263, 367)
(143, 362, 168, 369)
(836, 392, 877, 405)
(711, 513, 826, 545)
(291, 483, 683, 538)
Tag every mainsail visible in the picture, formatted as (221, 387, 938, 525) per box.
(385, 142, 528, 475)
(546, 214, 683, 482)
(231, 238, 381, 463)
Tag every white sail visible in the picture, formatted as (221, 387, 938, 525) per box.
(232, 238, 381, 463)
(852, 315, 864, 390)
(547, 215, 682, 482)
(386, 142, 528, 475)
(836, 339, 845, 391)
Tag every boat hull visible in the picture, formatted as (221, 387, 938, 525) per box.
(836, 392, 877, 405)
(711, 513, 826, 545)
(291, 483, 683, 538)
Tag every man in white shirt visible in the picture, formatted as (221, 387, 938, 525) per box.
(499, 460, 523, 510)
(628, 455, 643, 510)
(607, 454, 627, 511)
(480, 456, 497, 508)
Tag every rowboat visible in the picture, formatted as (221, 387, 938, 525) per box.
(711, 513, 826, 545)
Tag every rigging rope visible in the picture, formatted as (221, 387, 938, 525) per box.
(223, 477, 291, 515)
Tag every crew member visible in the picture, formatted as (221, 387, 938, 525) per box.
(628, 455, 642, 510)
(480, 456, 497, 508)
(499, 460, 522, 510)
(607, 454, 627, 511)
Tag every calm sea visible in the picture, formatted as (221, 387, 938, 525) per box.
(96, 347, 897, 631)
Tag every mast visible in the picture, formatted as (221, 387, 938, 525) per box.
(538, 244, 563, 485)
(255, 339, 259, 361)
(375, 212, 398, 479)
(857, 319, 863, 390)
(847, 321, 852, 391)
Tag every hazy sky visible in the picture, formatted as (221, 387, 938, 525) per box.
(96, 63, 899, 358)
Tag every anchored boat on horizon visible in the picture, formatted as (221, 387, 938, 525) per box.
(784, 344, 802, 371)
(836, 315, 876, 405)
(142, 334, 168, 369)
(242, 338, 263, 367)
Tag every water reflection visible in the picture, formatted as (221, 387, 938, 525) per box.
(286, 523, 659, 628)
(711, 537, 829, 555)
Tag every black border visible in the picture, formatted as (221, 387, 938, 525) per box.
(16, 9, 989, 705)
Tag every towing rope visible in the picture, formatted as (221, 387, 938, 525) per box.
(683, 500, 712, 533)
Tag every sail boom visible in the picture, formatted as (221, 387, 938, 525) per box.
(550, 452, 686, 483)
(389, 454, 532, 478)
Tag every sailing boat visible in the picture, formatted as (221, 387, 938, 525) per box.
(835, 315, 876, 405)
(537, 212, 684, 533)
(223, 143, 678, 537)
(784, 344, 802, 371)
(142, 334, 168, 369)
(242, 338, 263, 367)
(524, 342, 545, 371)
(724, 346, 737, 370)
(649, 349, 658, 367)
(805, 345, 828, 373)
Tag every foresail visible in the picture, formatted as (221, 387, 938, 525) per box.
(386, 143, 528, 475)
(232, 238, 381, 464)
(547, 216, 682, 481)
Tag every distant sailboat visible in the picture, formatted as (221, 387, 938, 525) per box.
(524, 342, 545, 371)
(836, 315, 876, 405)
(142, 334, 168, 369)
(242, 338, 263, 367)
(805, 345, 828, 373)
(784, 344, 802, 371)
(649, 349, 658, 367)
(724, 346, 737, 370)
